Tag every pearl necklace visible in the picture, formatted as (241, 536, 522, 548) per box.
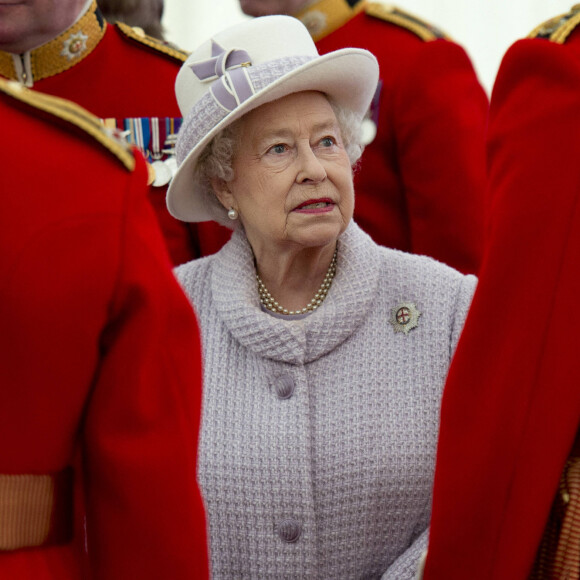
(257, 249, 338, 316)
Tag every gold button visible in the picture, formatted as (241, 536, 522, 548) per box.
(131, 26, 146, 37)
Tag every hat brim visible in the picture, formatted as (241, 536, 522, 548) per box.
(167, 48, 379, 223)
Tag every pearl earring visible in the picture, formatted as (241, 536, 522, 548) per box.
(228, 207, 238, 220)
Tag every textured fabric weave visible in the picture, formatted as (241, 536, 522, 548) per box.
(176, 222, 476, 579)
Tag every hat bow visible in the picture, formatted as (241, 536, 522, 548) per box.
(190, 40, 255, 112)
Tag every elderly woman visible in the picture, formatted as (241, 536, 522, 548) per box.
(167, 15, 476, 580)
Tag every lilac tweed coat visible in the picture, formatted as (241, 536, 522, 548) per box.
(175, 221, 476, 579)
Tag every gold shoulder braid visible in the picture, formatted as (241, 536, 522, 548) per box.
(295, 0, 367, 43)
(528, 5, 580, 44)
(115, 21, 189, 62)
(364, 3, 449, 42)
(0, 0, 105, 86)
(0, 79, 135, 171)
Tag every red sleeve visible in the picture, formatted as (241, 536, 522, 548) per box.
(394, 39, 488, 273)
(82, 155, 209, 579)
(146, 182, 200, 265)
(0, 89, 208, 578)
(424, 38, 580, 580)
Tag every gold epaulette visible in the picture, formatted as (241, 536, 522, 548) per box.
(365, 3, 449, 42)
(0, 79, 135, 171)
(116, 21, 189, 62)
(528, 5, 580, 44)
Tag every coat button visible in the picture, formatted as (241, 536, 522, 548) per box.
(277, 518, 302, 543)
(273, 374, 295, 400)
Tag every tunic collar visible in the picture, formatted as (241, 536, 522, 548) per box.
(295, 0, 367, 42)
(211, 221, 381, 365)
(0, 1, 106, 87)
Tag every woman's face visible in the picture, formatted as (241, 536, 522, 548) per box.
(215, 91, 354, 255)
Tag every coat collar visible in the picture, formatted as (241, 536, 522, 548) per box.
(295, 0, 367, 42)
(0, 1, 105, 87)
(211, 221, 381, 364)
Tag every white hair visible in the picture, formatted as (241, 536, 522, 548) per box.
(193, 98, 365, 229)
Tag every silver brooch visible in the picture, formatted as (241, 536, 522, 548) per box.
(390, 302, 421, 335)
(61, 32, 88, 61)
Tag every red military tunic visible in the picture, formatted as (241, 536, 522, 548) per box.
(0, 0, 230, 265)
(296, 0, 488, 274)
(423, 8, 580, 579)
(0, 79, 209, 579)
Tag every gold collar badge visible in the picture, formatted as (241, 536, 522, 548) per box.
(61, 31, 89, 60)
(0, 1, 105, 86)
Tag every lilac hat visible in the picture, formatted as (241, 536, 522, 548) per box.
(167, 15, 379, 223)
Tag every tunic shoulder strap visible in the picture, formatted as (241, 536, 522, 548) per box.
(0, 79, 135, 171)
(528, 5, 580, 44)
(115, 21, 189, 62)
(364, 3, 449, 42)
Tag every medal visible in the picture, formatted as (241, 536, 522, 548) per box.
(151, 160, 172, 187)
(101, 117, 182, 187)
(361, 80, 382, 145)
